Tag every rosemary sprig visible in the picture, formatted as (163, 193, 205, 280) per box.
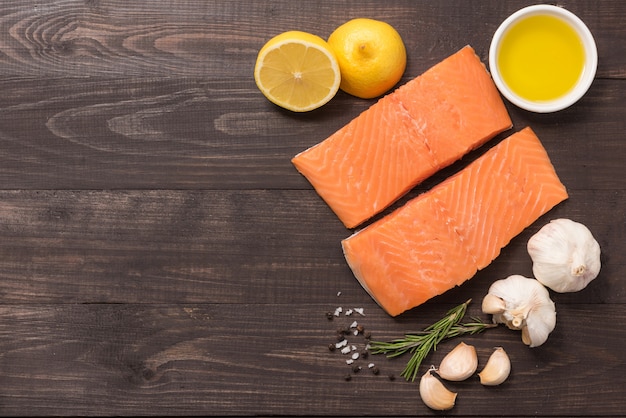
(369, 299, 497, 382)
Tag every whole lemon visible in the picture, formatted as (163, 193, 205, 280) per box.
(328, 18, 407, 99)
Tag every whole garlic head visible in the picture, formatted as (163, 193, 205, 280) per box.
(483, 275, 556, 347)
(527, 218, 601, 293)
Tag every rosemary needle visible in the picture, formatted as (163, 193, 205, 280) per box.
(369, 299, 497, 382)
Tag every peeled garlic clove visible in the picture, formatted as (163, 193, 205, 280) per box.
(527, 218, 601, 293)
(479, 347, 511, 386)
(438, 342, 478, 381)
(485, 275, 556, 347)
(419, 367, 457, 411)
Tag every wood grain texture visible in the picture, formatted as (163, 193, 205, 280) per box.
(0, 303, 624, 416)
(0, 189, 623, 305)
(0, 0, 624, 416)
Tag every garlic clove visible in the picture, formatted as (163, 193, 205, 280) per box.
(523, 299, 556, 347)
(419, 367, 457, 411)
(481, 293, 506, 315)
(478, 347, 511, 386)
(528, 218, 601, 293)
(438, 342, 478, 381)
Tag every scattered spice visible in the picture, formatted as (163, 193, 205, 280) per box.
(326, 305, 392, 381)
(326, 312, 334, 320)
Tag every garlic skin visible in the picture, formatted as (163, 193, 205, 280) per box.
(419, 367, 457, 411)
(438, 342, 478, 381)
(484, 275, 556, 347)
(527, 218, 601, 293)
(478, 347, 511, 386)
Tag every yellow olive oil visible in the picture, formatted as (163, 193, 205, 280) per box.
(497, 14, 585, 102)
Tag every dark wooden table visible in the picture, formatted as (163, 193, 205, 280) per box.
(0, 1, 624, 416)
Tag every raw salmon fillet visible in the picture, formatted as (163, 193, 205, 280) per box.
(292, 45, 512, 228)
(341, 127, 568, 316)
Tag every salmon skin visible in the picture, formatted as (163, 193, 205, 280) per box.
(292, 45, 512, 229)
(341, 127, 568, 317)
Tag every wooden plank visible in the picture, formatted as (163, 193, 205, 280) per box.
(0, 303, 623, 416)
(0, 77, 623, 189)
(0, 189, 622, 304)
(0, 1, 622, 79)
(0, 0, 623, 416)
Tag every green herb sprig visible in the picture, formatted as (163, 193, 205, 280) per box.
(368, 299, 497, 382)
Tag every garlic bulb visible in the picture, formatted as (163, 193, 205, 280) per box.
(483, 275, 556, 347)
(527, 218, 601, 293)
(438, 342, 478, 381)
(478, 347, 511, 386)
(419, 367, 457, 411)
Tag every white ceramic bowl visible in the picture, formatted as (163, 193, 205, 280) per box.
(489, 5, 598, 113)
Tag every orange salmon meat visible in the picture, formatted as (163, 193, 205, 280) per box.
(292, 45, 512, 228)
(341, 127, 568, 316)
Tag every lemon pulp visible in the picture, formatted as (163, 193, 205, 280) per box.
(497, 14, 585, 102)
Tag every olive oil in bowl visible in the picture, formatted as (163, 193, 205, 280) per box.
(498, 15, 585, 102)
(489, 5, 597, 113)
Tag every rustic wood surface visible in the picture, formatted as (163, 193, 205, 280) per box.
(0, 1, 624, 416)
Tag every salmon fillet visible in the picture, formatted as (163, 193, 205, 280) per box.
(292, 45, 512, 228)
(341, 127, 568, 316)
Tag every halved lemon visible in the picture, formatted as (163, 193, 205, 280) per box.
(254, 31, 341, 112)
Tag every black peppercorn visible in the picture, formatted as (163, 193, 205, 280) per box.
(388, 374, 395, 381)
(326, 312, 334, 320)
(352, 364, 361, 373)
(364, 330, 372, 339)
(344, 374, 352, 381)
(371, 366, 380, 375)
(328, 343, 336, 351)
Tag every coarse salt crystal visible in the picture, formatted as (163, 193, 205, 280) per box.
(337, 291, 342, 297)
(368, 363, 375, 369)
(346, 359, 354, 365)
(350, 320, 358, 328)
(354, 308, 365, 316)
(353, 330, 359, 336)
(351, 352, 359, 360)
(345, 309, 353, 316)
(351, 345, 357, 351)
(341, 346, 351, 354)
(335, 340, 348, 349)
(334, 307, 342, 316)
